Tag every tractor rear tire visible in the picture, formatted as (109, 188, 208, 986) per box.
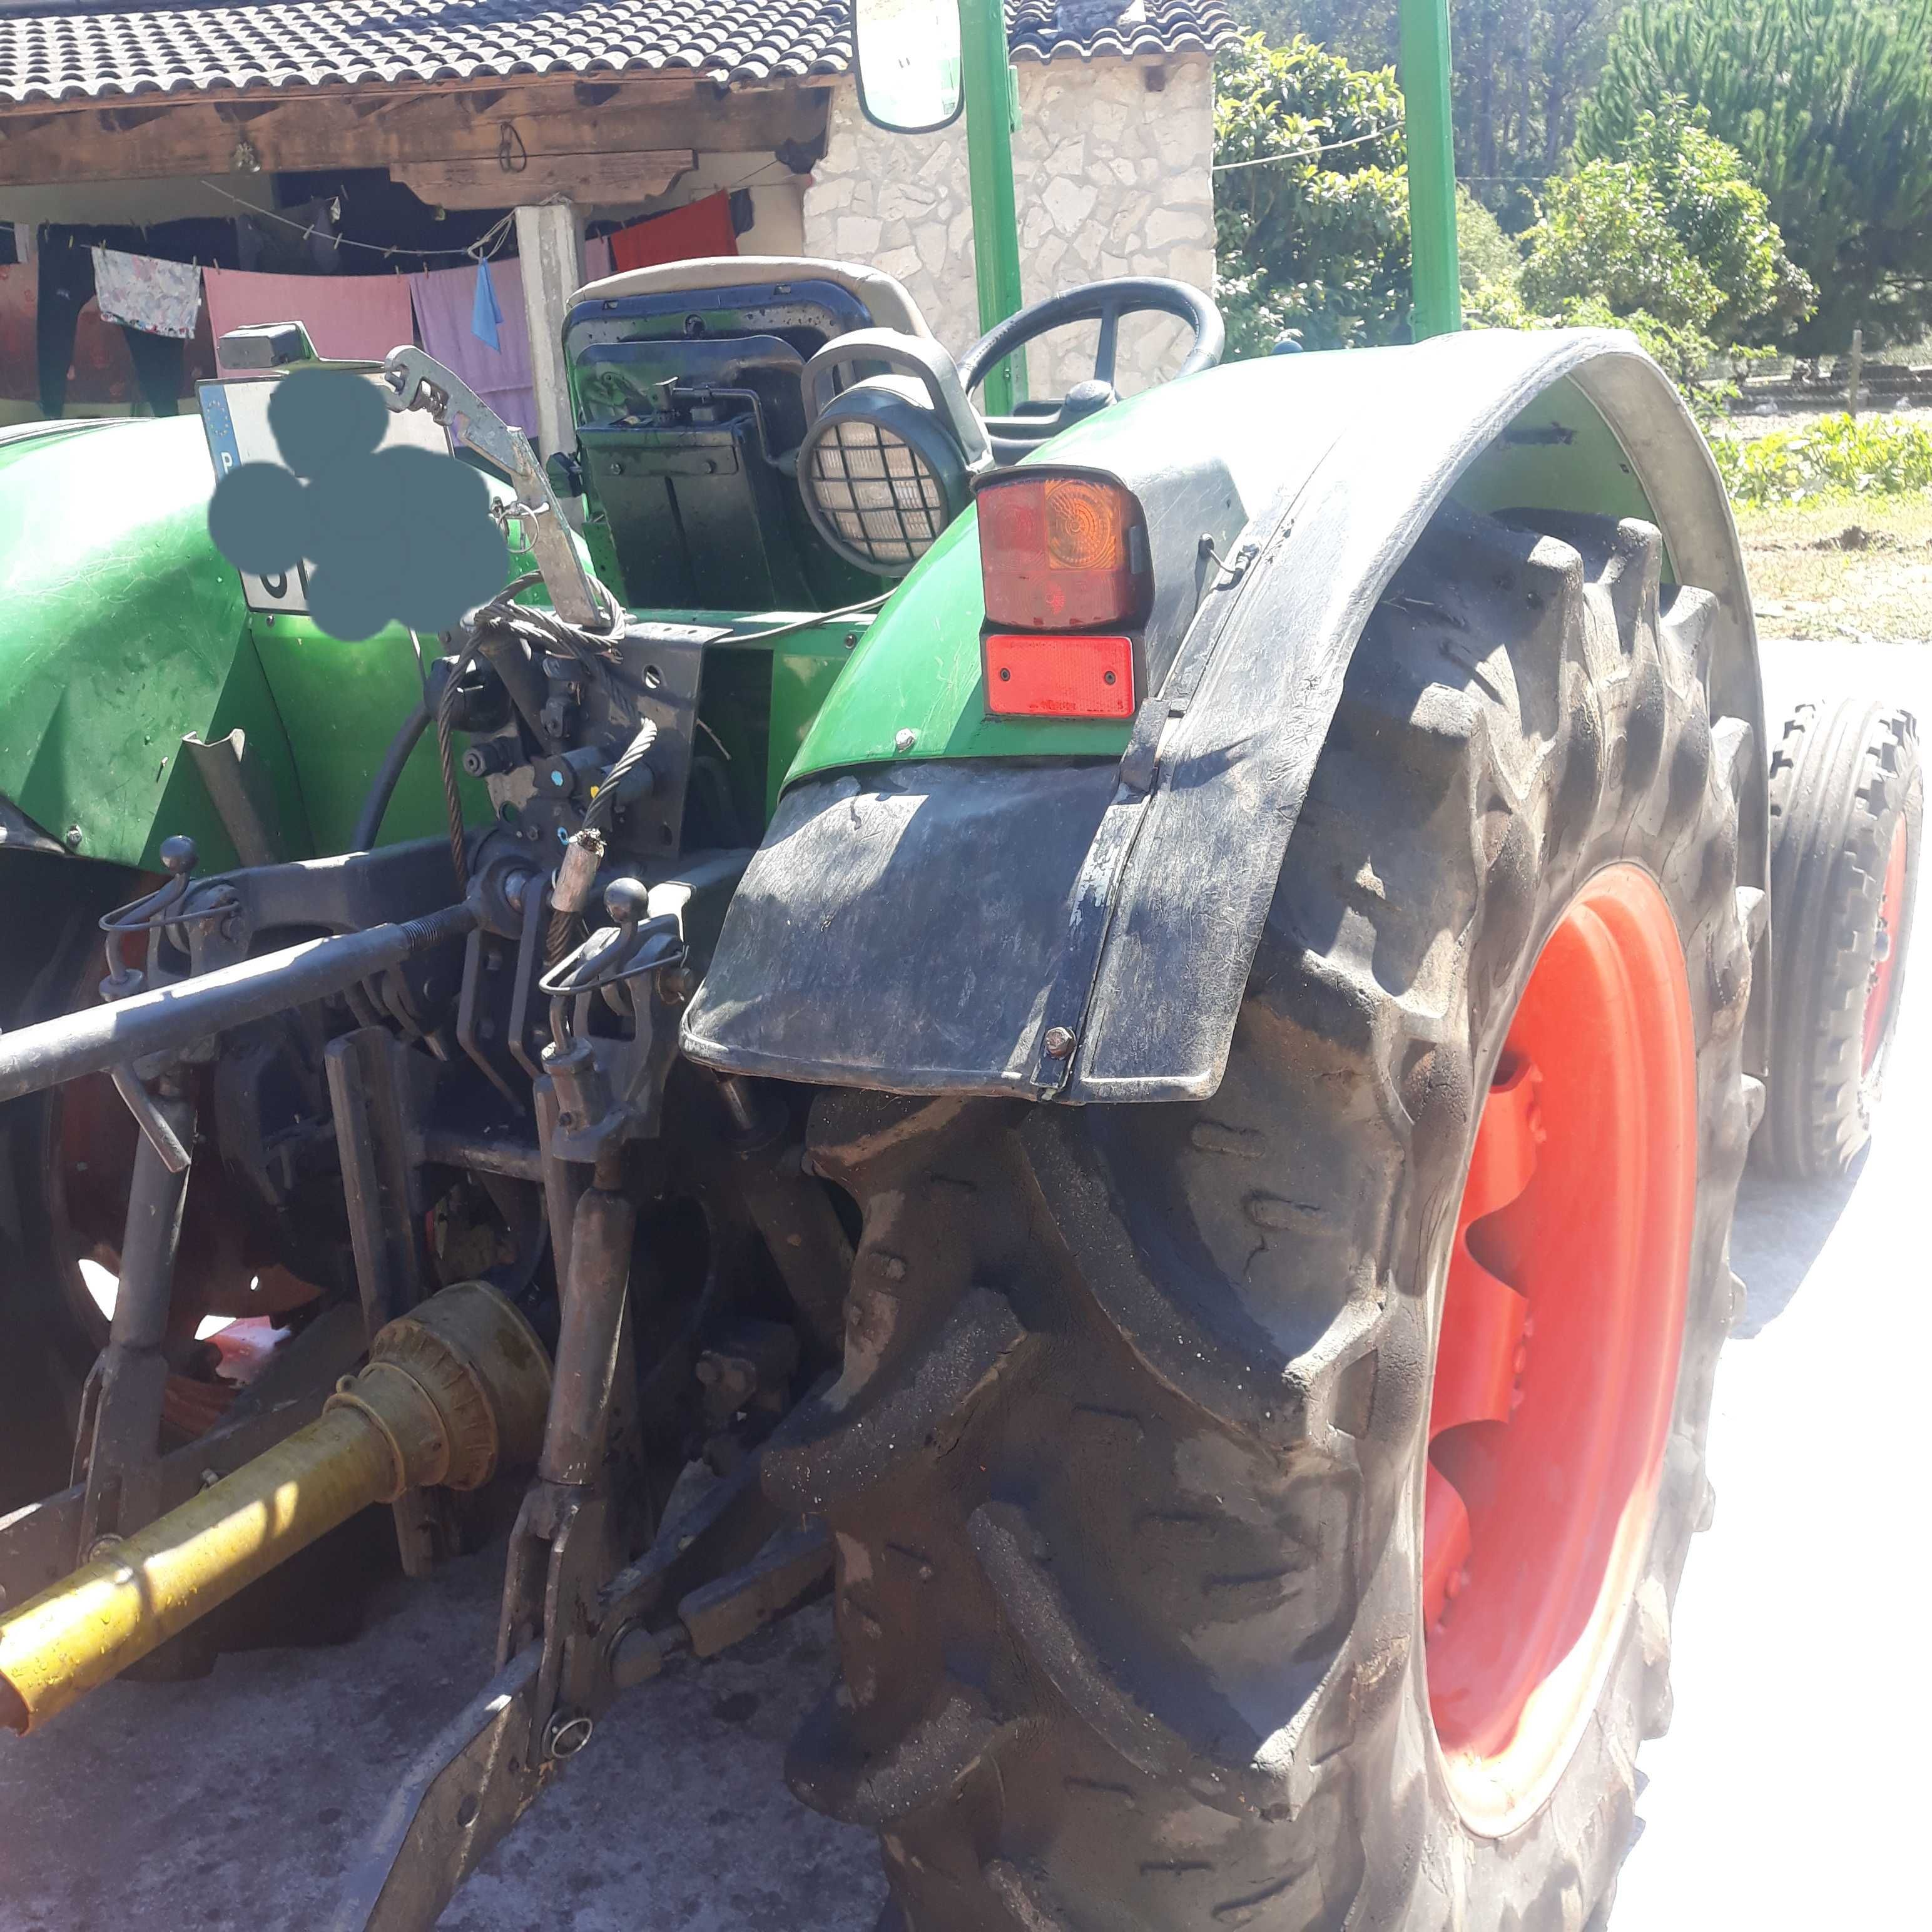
(776, 503, 1757, 1929)
(1758, 698, 1921, 1179)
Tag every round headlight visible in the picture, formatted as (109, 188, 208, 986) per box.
(798, 376, 972, 577)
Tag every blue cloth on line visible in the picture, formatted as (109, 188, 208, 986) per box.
(470, 255, 503, 351)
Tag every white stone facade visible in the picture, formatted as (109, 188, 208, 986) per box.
(802, 54, 1217, 399)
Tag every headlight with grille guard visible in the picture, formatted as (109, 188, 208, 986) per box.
(796, 375, 974, 577)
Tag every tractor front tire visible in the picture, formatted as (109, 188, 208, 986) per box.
(1759, 697, 1921, 1179)
(776, 503, 1757, 1930)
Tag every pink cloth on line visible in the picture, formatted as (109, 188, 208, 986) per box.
(407, 255, 536, 439)
(584, 236, 613, 284)
(203, 267, 416, 373)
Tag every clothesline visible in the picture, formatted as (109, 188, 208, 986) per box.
(1211, 122, 1403, 173)
(31, 190, 737, 423)
(195, 178, 529, 263)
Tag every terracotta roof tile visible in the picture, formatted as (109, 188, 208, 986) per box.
(0, 0, 1234, 107)
(1009, 0, 1233, 64)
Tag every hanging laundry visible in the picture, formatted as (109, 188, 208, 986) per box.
(408, 254, 537, 439)
(583, 235, 613, 284)
(91, 247, 201, 340)
(470, 254, 503, 350)
(608, 193, 739, 274)
(203, 267, 415, 374)
(37, 230, 184, 419)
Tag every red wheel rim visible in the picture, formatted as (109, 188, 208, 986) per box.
(1863, 817, 1909, 1072)
(1423, 865, 1697, 1832)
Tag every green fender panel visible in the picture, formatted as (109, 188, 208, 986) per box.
(0, 417, 503, 873)
(0, 416, 309, 872)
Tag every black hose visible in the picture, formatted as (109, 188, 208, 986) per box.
(351, 702, 430, 855)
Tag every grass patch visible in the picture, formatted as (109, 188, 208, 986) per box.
(1734, 488, 1932, 641)
(1714, 410, 1932, 506)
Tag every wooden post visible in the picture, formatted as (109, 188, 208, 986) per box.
(514, 201, 585, 512)
(1848, 327, 1863, 419)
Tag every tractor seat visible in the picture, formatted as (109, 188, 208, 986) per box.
(563, 255, 930, 611)
(567, 255, 933, 340)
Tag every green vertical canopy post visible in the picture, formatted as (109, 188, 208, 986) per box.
(1398, 0, 1462, 338)
(958, 0, 1028, 410)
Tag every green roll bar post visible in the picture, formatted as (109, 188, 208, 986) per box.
(1398, 0, 1463, 338)
(958, 0, 1029, 411)
(938, 0, 1462, 405)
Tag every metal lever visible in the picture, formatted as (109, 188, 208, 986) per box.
(379, 345, 604, 631)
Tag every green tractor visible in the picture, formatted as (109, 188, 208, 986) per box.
(0, 1, 1920, 1926)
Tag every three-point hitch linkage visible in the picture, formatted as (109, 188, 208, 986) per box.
(0, 350, 849, 1928)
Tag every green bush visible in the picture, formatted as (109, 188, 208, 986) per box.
(1457, 186, 1523, 298)
(1521, 99, 1813, 340)
(1213, 34, 1411, 354)
(1715, 414, 1932, 506)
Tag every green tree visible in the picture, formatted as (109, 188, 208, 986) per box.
(1229, 0, 1620, 191)
(1214, 33, 1412, 354)
(1522, 99, 1814, 342)
(1576, 0, 1932, 349)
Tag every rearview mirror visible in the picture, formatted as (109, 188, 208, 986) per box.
(853, 0, 963, 135)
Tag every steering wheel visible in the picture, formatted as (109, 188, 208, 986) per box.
(955, 277, 1225, 456)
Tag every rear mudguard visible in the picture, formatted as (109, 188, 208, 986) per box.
(681, 328, 1770, 1099)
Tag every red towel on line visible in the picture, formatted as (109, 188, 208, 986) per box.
(203, 267, 416, 374)
(608, 193, 738, 275)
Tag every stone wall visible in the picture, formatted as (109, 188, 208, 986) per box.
(801, 54, 1216, 399)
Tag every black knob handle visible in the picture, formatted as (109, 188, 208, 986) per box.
(159, 835, 199, 878)
(603, 877, 650, 929)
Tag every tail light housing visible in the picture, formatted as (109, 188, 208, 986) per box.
(977, 470, 1151, 718)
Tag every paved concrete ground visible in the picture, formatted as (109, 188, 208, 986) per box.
(0, 640, 1923, 1931)
(1616, 636, 1932, 1929)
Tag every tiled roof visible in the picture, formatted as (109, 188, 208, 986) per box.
(1009, 0, 1233, 64)
(0, 0, 1234, 108)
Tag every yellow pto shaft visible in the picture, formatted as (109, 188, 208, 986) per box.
(0, 1282, 551, 1734)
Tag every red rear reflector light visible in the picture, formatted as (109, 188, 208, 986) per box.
(977, 475, 1151, 630)
(985, 633, 1136, 718)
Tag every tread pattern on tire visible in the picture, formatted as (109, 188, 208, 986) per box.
(1759, 697, 1921, 1178)
(782, 503, 1755, 1931)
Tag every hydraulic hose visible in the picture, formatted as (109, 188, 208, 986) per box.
(350, 701, 431, 854)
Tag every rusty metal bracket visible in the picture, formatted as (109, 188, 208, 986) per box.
(72, 1075, 196, 1567)
(323, 1027, 455, 1578)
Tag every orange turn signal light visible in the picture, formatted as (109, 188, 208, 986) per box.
(984, 633, 1136, 719)
(977, 473, 1151, 631)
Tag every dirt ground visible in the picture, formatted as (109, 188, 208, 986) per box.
(1734, 488, 1932, 643)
